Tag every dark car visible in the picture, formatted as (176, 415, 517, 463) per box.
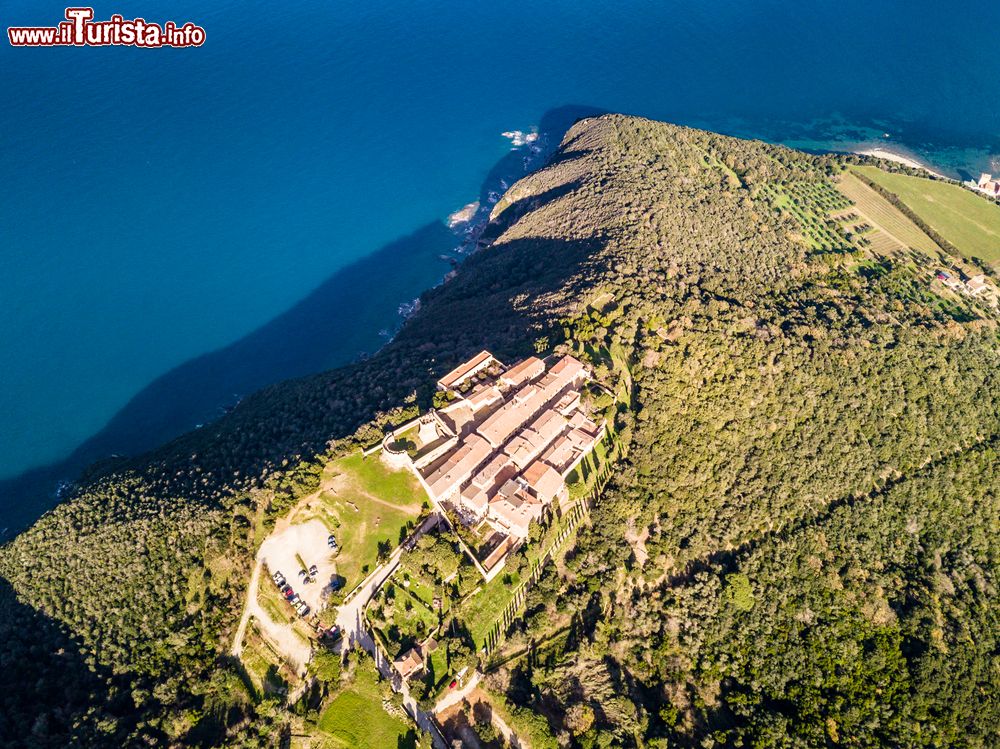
(309, 564, 318, 576)
(283, 588, 295, 600)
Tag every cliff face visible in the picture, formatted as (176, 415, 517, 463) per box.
(3, 114, 1000, 747)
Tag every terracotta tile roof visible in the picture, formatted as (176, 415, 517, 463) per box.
(477, 385, 542, 447)
(534, 358, 584, 400)
(471, 453, 517, 492)
(565, 427, 600, 457)
(394, 646, 424, 679)
(967, 274, 989, 293)
(504, 412, 566, 468)
(503, 433, 537, 468)
(528, 409, 567, 444)
(460, 484, 489, 515)
(522, 460, 564, 502)
(499, 356, 545, 388)
(489, 489, 542, 538)
(437, 350, 495, 390)
(467, 384, 503, 411)
(549, 355, 586, 382)
(541, 434, 577, 473)
(423, 434, 492, 499)
(514, 384, 539, 403)
(554, 389, 581, 414)
(568, 410, 600, 436)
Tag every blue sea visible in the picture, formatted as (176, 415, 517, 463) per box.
(3, 0, 1000, 533)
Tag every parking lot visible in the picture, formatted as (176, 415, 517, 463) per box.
(258, 518, 340, 615)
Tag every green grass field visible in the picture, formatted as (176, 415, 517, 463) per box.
(370, 582, 439, 654)
(459, 569, 524, 648)
(835, 171, 940, 254)
(241, 626, 292, 697)
(854, 166, 1000, 266)
(318, 664, 419, 748)
(256, 578, 293, 625)
(306, 453, 426, 591)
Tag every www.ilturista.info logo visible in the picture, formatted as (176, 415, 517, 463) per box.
(8, 7, 205, 47)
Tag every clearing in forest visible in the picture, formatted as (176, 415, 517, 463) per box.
(292, 452, 427, 593)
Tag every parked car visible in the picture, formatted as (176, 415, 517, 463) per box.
(327, 534, 338, 549)
(309, 564, 318, 576)
(449, 680, 457, 689)
(272, 571, 285, 586)
(298, 569, 307, 578)
(283, 588, 295, 600)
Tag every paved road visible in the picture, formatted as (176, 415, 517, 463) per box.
(334, 511, 441, 649)
(231, 508, 446, 745)
(334, 511, 448, 748)
(433, 669, 481, 714)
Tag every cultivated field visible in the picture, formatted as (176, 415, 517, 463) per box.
(835, 171, 941, 254)
(854, 166, 1000, 267)
(760, 181, 852, 251)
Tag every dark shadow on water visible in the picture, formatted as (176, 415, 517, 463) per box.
(0, 104, 607, 537)
(0, 222, 454, 534)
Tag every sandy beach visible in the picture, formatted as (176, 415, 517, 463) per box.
(852, 146, 949, 180)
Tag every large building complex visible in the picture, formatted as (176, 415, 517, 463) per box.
(382, 351, 605, 546)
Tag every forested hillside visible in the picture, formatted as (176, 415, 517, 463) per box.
(475, 116, 1000, 747)
(1, 114, 998, 747)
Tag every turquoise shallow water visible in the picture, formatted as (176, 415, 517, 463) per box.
(2, 0, 1000, 531)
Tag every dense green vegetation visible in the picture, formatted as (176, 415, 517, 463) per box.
(471, 116, 1000, 747)
(2, 114, 999, 747)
